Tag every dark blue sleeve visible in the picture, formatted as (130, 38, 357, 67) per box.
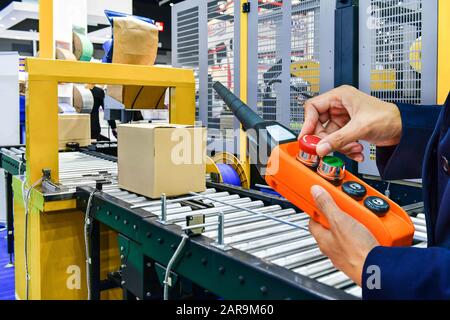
(362, 246, 450, 299)
(376, 103, 442, 180)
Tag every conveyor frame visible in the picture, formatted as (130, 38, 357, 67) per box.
(76, 182, 355, 300)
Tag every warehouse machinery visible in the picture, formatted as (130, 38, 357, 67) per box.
(10, 56, 195, 300)
(3, 0, 447, 300)
(0, 142, 117, 266)
(2, 143, 428, 299)
(172, 0, 449, 197)
(71, 151, 425, 299)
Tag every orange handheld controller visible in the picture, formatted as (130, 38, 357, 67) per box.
(213, 81, 414, 247)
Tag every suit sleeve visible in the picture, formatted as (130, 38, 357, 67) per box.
(362, 246, 450, 299)
(376, 103, 442, 180)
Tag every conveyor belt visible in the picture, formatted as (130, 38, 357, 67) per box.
(0, 149, 426, 299)
(56, 152, 428, 299)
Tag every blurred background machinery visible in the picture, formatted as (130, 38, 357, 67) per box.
(359, 0, 439, 177)
(172, 0, 445, 194)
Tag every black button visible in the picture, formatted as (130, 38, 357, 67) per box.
(442, 156, 449, 175)
(342, 181, 367, 200)
(364, 196, 390, 216)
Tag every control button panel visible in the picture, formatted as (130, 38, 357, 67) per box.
(364, 196, 390, 216)
(317, 156, 345, 184)
(342, 181, 367, 200)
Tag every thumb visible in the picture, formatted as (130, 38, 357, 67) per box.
(316, 120, 362, 156)
(311, 185, 339, 226)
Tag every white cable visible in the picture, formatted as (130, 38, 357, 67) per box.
(18, 161, 23, 175)
(22, 176, 43, 300)
(163, 234, 189, 300)
(385, 182, 391, 199)
(84, 190, 97, 300)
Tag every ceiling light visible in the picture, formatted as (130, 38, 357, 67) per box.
(10, 17, 17, 21)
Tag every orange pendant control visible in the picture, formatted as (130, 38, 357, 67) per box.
(265, 140, 414, 247)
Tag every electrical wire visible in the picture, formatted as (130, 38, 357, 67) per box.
(385, 182, 391, 199)
(21, 176, 44, 300)
(163, 234, 189, 300)
(84, 189, 97, 300)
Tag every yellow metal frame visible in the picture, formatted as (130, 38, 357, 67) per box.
(438, 0, 450, 104)
(212, 152, 250, 189)
(25, 58, 196, 185)
(38, 0, 54, 59)
(18, 59, 195, 300)
(291, 60, 320, 93)
(239, 0, 251, 187)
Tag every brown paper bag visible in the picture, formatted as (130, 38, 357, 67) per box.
(112, 17, 159, 66)
(107, 84, 167, 109)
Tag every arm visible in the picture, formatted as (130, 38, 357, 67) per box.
(376, 103, 442, 180)
(309, 186, 450, 300)
(363, 246, 450, 299)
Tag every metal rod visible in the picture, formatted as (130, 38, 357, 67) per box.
(217, 212, 225, 246)
(189, 192, 309, 231)
(159, 193, 167, 224)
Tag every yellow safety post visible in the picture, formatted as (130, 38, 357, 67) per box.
(38, 0, 54, 59)
(438, 0, 450, 104)
(239, 0, 251, 188)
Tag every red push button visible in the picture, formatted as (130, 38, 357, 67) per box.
(297, 135, 322, 168)
(299, 135, 322, 155)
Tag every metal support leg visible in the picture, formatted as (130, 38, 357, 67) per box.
(212, 211, 231, 251)
(89, 218, 101, 300)
(157, 193, 168, 225)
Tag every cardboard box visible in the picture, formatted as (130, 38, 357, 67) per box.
(58, 114, 91, 150)
(118, 124, 206, 198)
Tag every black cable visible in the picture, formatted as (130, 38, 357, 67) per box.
(130, 86, 144, 110)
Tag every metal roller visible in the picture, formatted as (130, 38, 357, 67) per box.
(231, 228, 310, 251)
(294, 259, 335, 278)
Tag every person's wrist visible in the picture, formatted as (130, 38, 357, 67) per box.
(373, 102, 402, 147)
(389, 103, 402, 145)
(349, 245, 376, 287)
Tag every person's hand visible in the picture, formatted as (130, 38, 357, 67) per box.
(309, 185, 379, 286)
(300, 85, 402, 162)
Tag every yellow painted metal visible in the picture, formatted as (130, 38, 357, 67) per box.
(206, 156, 222, 182)
(438, 0, 450, 104)
(13, 177, 121, 300)
(25, 58, 195, 185)
(26, 58, 196, 87)
(370, 69, 397, 91)
(26, 79, 59, 184)
(212, 152, 250, 189)
(43, 199, 77, 212)
(291, 61, 320, 93)
(38, 0, 54, 59)
(239, 0, 251, 188)
(409, 37, 422, 73)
